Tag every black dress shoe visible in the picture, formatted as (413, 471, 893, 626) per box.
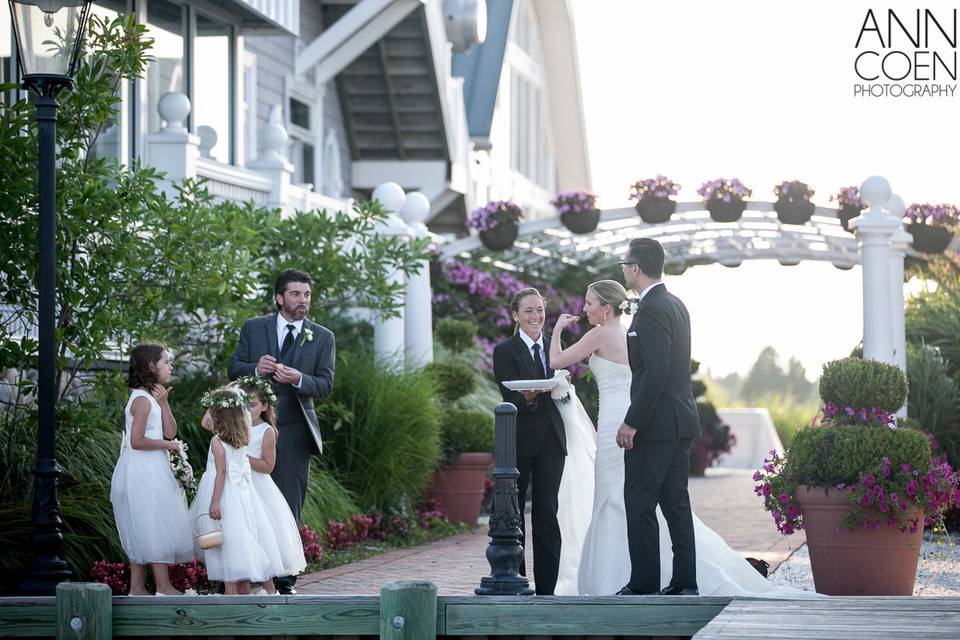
(658, 585, 699, 596)
(616, 586, 657, 596)
(276, 584, 297, 595)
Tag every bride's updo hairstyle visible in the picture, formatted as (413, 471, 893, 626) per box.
(587, 280, 628, 316)
(510, 286, 545, 334)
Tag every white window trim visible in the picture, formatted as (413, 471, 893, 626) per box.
(284, 75, 324, 189)
(241, 47, 258, 167)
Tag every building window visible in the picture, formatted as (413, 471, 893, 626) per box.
(145, 0, 186, 138)
(193, 11, 234, 163)
(88, 0, 132, 163)
(288, 95, 316, 187)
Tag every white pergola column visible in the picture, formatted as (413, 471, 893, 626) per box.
(887, 194, 911, 417)
(371, 182, 410, 368)
(400, 192, 434, 368)
(852, 176, 899, 366)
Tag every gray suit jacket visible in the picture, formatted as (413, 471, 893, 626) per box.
(228, 313, 335, 453)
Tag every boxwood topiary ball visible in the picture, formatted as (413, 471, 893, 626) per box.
(818, 357, 907, 414)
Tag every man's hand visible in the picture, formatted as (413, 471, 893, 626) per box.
(616, 423, 637, 449)
(256, 355, 278, 377)
(274, 364, 302, 386)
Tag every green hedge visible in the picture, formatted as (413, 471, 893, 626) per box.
(424, 361, 476, 402)
(439, 409, 495, 464)
(818, 357, 907, 414)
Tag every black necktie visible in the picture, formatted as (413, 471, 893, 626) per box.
(532, 343, 547, 379)
(280, 324, 295, 358)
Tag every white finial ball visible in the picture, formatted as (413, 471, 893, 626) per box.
(372, 182, 406, 214)
(261, 122, 288, 156)
(886, 194, 906, 218)
(158, 92, 191, 133)
(860, 176, 892, 208)
(400, 192, 431, 224)
(197, 126, 218, 158)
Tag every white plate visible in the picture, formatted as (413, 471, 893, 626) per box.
(502, 378, 560, 392)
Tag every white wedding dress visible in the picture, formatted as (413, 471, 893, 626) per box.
(553, 355, 805, 597)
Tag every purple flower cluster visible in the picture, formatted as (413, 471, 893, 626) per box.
(774, 180, 815, 200)
(905, 203, 959, 228)
(444, 260, 499, 298)
(551, 190, 599, 215)
(753, 450, 803, 535)
(830, 186, 865, 210)
(697, 178, 752, 203)
(842, 459, 960, 533)
(467, 200, 523, 232)
(475, 336, 496, 374)
(629, 175, 681, 201)
(822, 401, 895, 427)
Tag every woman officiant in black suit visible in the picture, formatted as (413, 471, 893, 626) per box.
(492, 287, 567, 595)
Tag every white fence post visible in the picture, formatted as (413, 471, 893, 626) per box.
(887, 194, 910, 417)
(145, 92, 199, 199)
(247, 105, 294, 212)
(401, 192, 434, 368)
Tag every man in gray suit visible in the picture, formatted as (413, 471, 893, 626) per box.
(229, 269, 335, 594)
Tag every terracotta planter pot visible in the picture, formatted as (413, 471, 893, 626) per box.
(707, 198, 745, 223)
(479, 223, 518, 251)
(908, 223, 953, 254)
(428, 452, 494, 526)
(635, 196, 676, 224)
(795, 485, 923, 595)
(838, 204, 862, 232)
(561, 208, 601, 234)
(775, 197, 815, 225)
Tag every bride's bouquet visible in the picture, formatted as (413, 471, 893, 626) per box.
(169, 440, 197, 500)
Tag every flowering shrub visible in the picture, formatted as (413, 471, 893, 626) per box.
(467, 200, 523, 232)
(697, 178, 752, 204)
(90, 561, 130, 595)
(830, 186, 865, 210)
(756, 357, 960, 535)
(905, 203, 959, 228)
(551, 190, 598, 215)
(169, 560, 211, 593)
(774, 180, 815, 200)
(629, 175, 680, 201)
(90, 559, 211, 595)
(300, 524, 324, 562)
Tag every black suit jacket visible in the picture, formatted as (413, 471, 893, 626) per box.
(493, 333, 567, 457)
(624, 284, 701, 441)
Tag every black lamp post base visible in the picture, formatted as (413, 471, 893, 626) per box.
(18, 557, 72, 596)
(475, 575, 535, 596)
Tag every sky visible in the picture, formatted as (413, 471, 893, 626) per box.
(568, 0, 960, 378)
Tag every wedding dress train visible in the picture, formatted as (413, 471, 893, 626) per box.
(553, 355, 806, 597)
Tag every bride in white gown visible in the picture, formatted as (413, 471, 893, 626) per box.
(546, 279, 800, 597)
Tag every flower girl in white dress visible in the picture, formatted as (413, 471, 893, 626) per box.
(190, 387, 284, 595)
(110, 343, 193, 595)
(235, 377, 307, 593)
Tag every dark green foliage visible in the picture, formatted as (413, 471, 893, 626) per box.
(424, 361, 476, 402)
(301, 463, 362, 532)
(439, 409, 495, 464)
(818, 357, 908, 414)
(906, 344, 960, 466)
(435, 318, 477, 354)
(785, 424, 931, 486)
(321, 353, 442, 510)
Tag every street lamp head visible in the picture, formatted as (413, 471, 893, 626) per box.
(8, 0, 93, 93)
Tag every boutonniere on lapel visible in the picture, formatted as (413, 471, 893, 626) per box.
(619, 298, 640, 315)
(299, 327, 314, 347)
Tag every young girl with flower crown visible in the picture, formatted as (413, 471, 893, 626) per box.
(190, 387, 284, 595)
(235, 377, 307, 593)
(110, 343, 194, 596)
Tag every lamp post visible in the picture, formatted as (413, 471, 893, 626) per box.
(9, 0, 93, 596)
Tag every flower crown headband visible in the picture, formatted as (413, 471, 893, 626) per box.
(201, 387, 249, 410)
(234, 375, 278, 406)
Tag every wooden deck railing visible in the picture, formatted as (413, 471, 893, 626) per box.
(0, 581, 731, 639)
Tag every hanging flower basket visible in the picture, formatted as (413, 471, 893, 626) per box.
(698, 178, 752, 223)
(837, 204, 862, 232)
(468, 200, 523, 252)
(479, 223, 519, 251)
(830, 187, 866, 232)
(907, 223, 953, 254)
(706, 198, 746, 223)
(774, 180, 815, 225)
(552, 190, 600, 234)
(904, 204, 958, 254)
(629, 175, 680, 224)
(634, 196, 676, 224)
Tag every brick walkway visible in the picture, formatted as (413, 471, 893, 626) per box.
(299, 468, 804, 595)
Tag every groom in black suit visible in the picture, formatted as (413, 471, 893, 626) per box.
(616, 238, 701, 596)
(229, 269, 335, 594)
(493, 288, 567, 595)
